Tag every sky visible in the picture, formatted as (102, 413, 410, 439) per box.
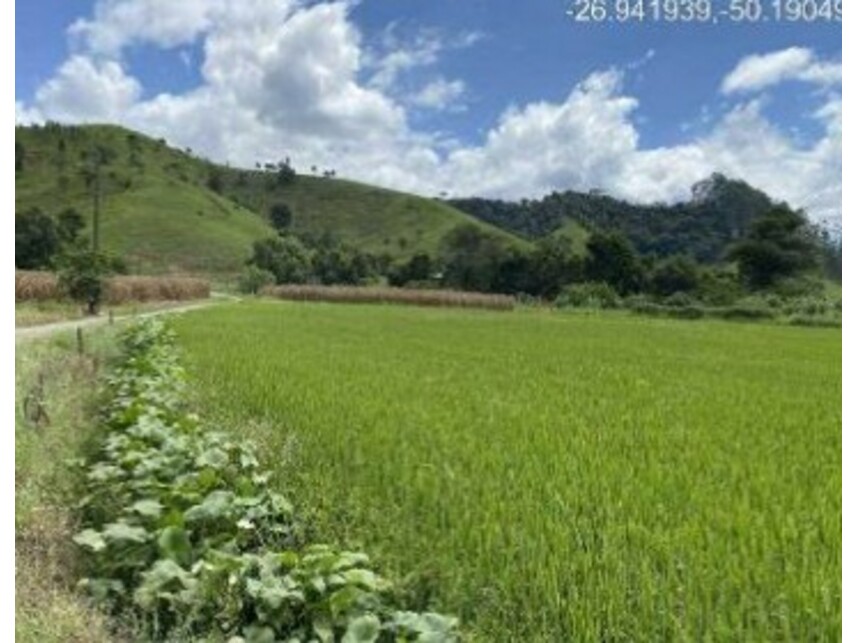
(15, 0, 842, 223)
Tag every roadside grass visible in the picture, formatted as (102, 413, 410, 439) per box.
(16, 330, 121, 643)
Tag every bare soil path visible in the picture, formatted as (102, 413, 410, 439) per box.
(15, 295, 234, 343)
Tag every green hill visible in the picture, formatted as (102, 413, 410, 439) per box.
(15, 123, 525, 274)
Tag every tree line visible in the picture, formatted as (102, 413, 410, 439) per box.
(244, 199, 830, 307)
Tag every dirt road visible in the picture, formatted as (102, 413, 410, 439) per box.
(15, 299, 223, 343)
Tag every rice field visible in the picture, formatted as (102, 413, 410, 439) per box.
(172, 301, 841, 641)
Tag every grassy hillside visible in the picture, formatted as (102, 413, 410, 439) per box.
(16, 123, 525, 274)
(224, 174, 526, 258)
(15, 125, 272, 274)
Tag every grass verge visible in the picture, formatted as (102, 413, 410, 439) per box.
(16, 329, 121, 643)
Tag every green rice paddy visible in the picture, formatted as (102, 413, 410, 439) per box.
(173, 301, 841, 641)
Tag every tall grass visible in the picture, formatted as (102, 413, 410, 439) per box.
(174, 303, 841, 641)
(262, 284, 514, 310)
(15, 271, 210, 304)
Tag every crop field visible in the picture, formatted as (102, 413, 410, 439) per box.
(172, 301, 841, 641)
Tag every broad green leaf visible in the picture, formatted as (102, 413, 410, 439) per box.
(73, 529, 107, 553)
(134, 559, 194, 610)
(342, 568, 378, 590)
(329, 585, 365, 618)
(196, 447, 229, 469)
(185, 490, 234, 522)
(158, 526, 193, 566)
(241, 625, 276, 643)
(103, 521, 149, 544)
(333, 552, 370, 571)
(131, 499, 164, 518)
(343, 614, 381, 643)
(313, 620, 335, 643)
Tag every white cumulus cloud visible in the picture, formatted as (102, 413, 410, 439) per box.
(409, 78, 467, 111)
(721, 47, 841, 94)
(33, 56, 142, 122)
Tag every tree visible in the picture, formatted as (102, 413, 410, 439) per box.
(15, 141, 25, 172)
(439, 224, 507, 292)
(207, 169, 225, 193)
(250, 236, 312, 284)
(649, 255, 700, 297)
(526, 236, 584, 298)
(388, 253, 436, 287)
(16, 209, 61, 269)
(492, 249, 535, 295)
(584, 231, 643, 295)
(57, 208, 86, 245)
(312, 245, 376, 285)
(82, 144, 115, 251)
(57, 250, 114, 315)
(276, 160, 296, 186)
(238, 265, 276, 294)
(729, 205, 819, 289)
(269, 203, 293, 234)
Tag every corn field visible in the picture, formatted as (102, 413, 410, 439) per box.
(261, 284, 514, 311)
(15, 271, 210, 304)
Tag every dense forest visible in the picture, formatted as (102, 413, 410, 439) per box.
(450, 173, 840, 269)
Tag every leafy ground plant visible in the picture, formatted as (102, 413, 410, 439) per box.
(74, 319, 459, 642)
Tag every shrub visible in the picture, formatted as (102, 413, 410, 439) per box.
(667, 305, 706, 320)
(710, 305, 776, 322)
(238, 266, 277, 295)
(649, 256, 700, 297)
(627, 301, 705, 321)
(57, 250, 114, 315)
(662, 292, 696, 308)
(627, 301, 662, 316)
(696, 269, 743, 306)
(555, 282, 620, 310)
(772, 275, 827, 299)
(15, 208, 61, 270)
(788, 315, 841, 329)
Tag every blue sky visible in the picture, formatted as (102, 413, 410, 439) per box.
(15, 0, 841, 220)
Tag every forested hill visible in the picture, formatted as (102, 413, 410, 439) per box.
(450, 174, 809, 263)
